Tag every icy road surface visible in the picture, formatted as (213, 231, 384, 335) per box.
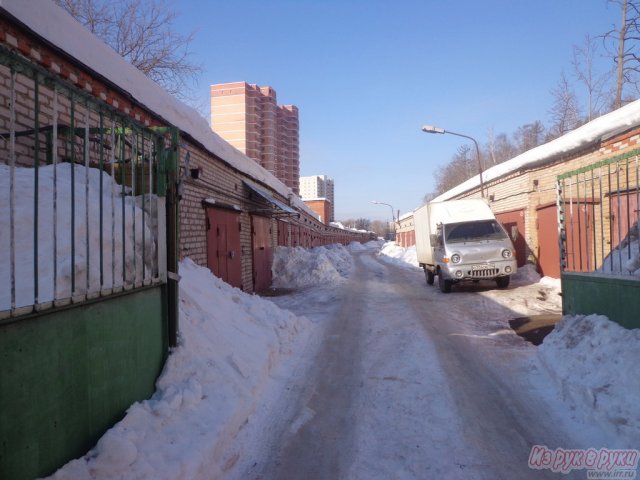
(229, 248, 593, 480)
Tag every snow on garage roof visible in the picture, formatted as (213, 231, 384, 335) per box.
(0, 0, 316, 215)
(432, 99, 640, 202)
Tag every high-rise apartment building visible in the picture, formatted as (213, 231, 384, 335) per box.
(210, 82, 300, 194)
(300, 175, 335, 222)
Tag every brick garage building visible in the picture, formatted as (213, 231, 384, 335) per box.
(397, 103, 640, 278)
(304, 198, 332, 224)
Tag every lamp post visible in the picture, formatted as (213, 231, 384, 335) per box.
(372, 201, 397, 237)
(421, 124, 485, 198)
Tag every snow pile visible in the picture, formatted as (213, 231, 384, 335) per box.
(377, 242, 419, 268)
(598, 227, 640, 277)
(47, 258, 310, 479)
(538, 314, 640, 444)
(510, 264, 540, 285)
(0, 164, 155, 310)
(271, 244, 354, 288)
(347, 241, 367, 252)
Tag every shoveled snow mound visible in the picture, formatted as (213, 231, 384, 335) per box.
(347, 241, 367, 252)
(377, 242, 419, 268)
(511, 264, 541, 286)
(538, 314, 640, 445)
(272, 244, 354, 288)
(598, 230, 640, 277)
(47, 258, 310, 479)
(0, 164, 155, 310)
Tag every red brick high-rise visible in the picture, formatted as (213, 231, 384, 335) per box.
(210, 82, 300, 194)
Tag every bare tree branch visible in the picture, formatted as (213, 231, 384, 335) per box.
(54, 0, 202, 100)
(602, 0, 640, 108)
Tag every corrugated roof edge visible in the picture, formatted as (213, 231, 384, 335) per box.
(0, 0, 317, 218)
(432, 99, 640, 203)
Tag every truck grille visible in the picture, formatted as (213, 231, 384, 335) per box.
(467, 268, 499, 278)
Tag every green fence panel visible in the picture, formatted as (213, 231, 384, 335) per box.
(562, 272, 640, 330)
(0, 286, 168, 480)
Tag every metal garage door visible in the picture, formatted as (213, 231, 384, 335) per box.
(610, 191, 639, 251)
(277, 220, 289, 246)
(252, 215, 273, 292)
(496, 209, 527, 267)
(536, 204, 561, 278)
(206, 207, 242, 289)
(537, 202, 595, 277)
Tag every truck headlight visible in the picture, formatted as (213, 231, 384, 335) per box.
(451, 253, 461, 263)
(501, 249, 512, 259)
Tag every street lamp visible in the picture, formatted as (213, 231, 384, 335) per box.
(421, 124, 485, 198)
(372, 200, 397, 236)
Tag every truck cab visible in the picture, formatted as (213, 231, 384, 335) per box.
(431, 219, 516, 292)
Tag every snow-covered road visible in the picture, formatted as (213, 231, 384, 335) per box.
(231, 247, 589, 480)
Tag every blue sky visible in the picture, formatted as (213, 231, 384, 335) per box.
(174, 0, 620, 222)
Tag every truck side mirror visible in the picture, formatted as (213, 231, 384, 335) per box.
(430, 234, 439, 246)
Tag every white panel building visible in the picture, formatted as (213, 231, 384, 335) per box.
(299, 175, 335, 222)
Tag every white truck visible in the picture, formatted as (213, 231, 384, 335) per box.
(414, 199, 517, 293)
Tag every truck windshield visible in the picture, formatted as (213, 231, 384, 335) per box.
(444, 220, 508, 243)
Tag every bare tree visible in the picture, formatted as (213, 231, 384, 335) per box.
(422, 191, 438, 204)
(485, 130, 518, 165)
(54, 0, 201, 100)
(548, 72, 582, 138)
(602, 0, 640, 109)
(513, 121, 546, 154)
(370, 220, 390, 238)
(354, 218, 372, 231)
(433, 145, 474, 195)
(572, 34, 612, 120)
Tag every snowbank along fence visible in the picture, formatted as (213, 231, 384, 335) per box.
(557, 148, 640, 329)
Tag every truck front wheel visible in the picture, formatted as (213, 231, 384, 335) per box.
(438, 273, 452, 293)
(425, 269, 435, 285)
(495, 276, 510, 288)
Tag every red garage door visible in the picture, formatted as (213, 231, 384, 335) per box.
(537, 202, 595, 278)
(536, 204, 561, 278)
(252, 215, 273, 292)
(206, 207, 242, 289)
(610, 191, 639, 251)
(277, 220, 289, 247)
(291, 225, 300, 247)
(496, 209, 527, 267)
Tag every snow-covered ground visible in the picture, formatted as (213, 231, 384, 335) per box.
(378, 241, 640, 446)
(43, 239, 640, 478)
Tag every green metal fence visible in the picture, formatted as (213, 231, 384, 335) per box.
(0, 45, 174, 321)
(557, 148, 640, 329)
(556, 149, 640, 275)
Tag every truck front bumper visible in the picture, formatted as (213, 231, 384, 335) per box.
(441, 259, 517, 281)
